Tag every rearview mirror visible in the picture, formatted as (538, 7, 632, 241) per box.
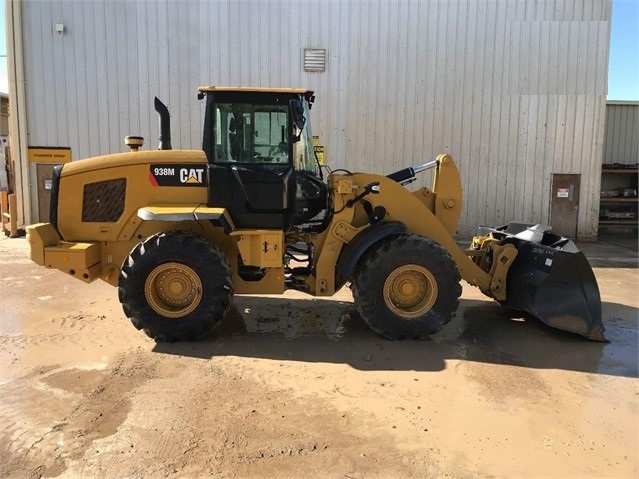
(290, 99, 306, 130)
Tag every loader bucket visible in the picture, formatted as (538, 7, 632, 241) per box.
(477, 223, 606, 341)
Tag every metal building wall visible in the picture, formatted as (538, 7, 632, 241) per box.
(603, 102, 639, 165)
(21, 0, 611, 237)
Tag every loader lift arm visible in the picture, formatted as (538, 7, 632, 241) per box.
(306, 153, 604, 341)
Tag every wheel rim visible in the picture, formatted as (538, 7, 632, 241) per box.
(383, 264, 438, 318)
(144, 262, 203, 318)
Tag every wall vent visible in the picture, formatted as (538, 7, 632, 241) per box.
(304, 49, 326, 72)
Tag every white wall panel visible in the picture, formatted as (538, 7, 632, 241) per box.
(21, 0, 612, 237)
(604, 103, 639, 165)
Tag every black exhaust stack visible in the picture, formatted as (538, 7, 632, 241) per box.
(154, 97, 172, 150)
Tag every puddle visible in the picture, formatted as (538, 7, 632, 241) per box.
(42, 368, 107, 395)
(225, 297, 357, 340)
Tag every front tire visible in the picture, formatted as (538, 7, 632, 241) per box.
(352, 234, 461, 339)
(118, 231, 233, 341)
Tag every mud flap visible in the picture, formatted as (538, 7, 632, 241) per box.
(477, 223, 606, 341)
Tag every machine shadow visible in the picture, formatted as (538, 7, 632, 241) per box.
(152, 296, 638, 379)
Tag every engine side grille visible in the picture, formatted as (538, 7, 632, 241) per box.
(82, 178, 126, 222)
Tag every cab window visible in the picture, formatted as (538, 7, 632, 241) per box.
(213, 103, 288, 164)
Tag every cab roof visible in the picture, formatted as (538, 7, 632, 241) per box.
(198, 86, 312, 95)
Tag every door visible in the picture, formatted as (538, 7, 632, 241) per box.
(36, 164, 60, 222)
(551, 174, 580, 238)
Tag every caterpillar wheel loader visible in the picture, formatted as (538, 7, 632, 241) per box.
(26, 87, 606, 342)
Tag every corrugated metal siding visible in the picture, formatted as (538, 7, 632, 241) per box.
(603, 103, 639, 165)
(22, 0, 611, 237)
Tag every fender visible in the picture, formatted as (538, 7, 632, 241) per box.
(137, 205, 235, 233)
(335, 221, 407, 287)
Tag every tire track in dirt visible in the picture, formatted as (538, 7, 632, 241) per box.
(0, 311, 142, 367)
(0, 350, 158, 478)
(56, 354, 435, 479)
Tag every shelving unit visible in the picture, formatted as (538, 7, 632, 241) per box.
(599, 167, 638, 234)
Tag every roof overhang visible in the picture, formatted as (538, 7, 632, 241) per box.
(606, 100, 639, 106)
(198, 86, 312, 95)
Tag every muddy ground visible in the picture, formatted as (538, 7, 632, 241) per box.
(1, 236, 637, 479)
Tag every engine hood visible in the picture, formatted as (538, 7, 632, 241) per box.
(61, 150, 208, 177)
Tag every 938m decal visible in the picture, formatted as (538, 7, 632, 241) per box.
(149, 164, 207, 187)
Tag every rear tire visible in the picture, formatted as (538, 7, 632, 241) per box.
(352, 234, 461, 339)
(118, 231, 233, 341)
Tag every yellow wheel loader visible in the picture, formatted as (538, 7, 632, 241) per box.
(26, 87, 605, 342)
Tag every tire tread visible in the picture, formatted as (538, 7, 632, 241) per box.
(352, 234, 461, 339)
(118, 231, 233, 341)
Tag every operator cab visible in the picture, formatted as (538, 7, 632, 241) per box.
(200, 87, 326, 229)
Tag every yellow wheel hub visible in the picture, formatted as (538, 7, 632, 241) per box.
(383, 264, 438, 318)
(144, 262, 203, 318)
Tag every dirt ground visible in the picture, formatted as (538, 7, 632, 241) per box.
(1, 235, 637, 479)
